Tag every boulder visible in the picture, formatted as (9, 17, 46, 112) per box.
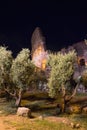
(82, 107, 87, 113)
(70, 122, 75, 128)
(75, 123, 80, 128)
(38, 115, 44, 120)
(70, 122, 81, 128)
(65, 106, 73, 114)
(66, 105, 81, 114)
(17, 107, 31, 117)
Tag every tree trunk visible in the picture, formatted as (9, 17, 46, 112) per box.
(61, 85, 66, 113)
(62, 82, 81, 113)
(61, 97, 66, 113)
(4, 87, 23, 107)
(57, 97, 67, 114)
(15, 97, 21, 107)
(15, 89, 23, 107)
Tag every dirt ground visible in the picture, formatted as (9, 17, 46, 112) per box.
(0, 114, 69, 130)
(0, 116, 16, 130)
(0, 114, 73, 130)
(0, 114, 85, 130)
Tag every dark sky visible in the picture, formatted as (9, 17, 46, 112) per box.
(0, 1, 87, 56)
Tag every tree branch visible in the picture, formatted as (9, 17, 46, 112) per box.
(62, 85, 66, 98)
(4, 88, 17, 99)
(67, 82, 80, 102)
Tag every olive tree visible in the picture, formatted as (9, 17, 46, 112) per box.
(10, 48, 35, 107)
(0, 46, 13, 94)
(47, 50, 80, 113)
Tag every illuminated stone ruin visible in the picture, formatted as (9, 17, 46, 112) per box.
(31, 27, 48, 70)
(73, 40, 87, 66)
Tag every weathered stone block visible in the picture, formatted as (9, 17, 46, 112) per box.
(17, 107, 31, 117)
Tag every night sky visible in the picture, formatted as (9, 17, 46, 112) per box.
(0, 1, 87, 56)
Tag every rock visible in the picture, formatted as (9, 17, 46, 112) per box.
(17, 107, 31, 117)
(73, 106, 81, 114)
(38, 116, 42, 120)
(75, 123, 80, 128)
(62, 119, 68, 124)
(70, 122, 75, 128)
(82, 107, 87, 113)
(38, 115, 44, 120)
(65, 106, 73, 114)
(66, 106, 81, 114)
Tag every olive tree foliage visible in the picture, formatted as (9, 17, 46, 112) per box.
(10, 48, 35, 107)
(47, 50, 79, 112)
(0, 46, 13, 90)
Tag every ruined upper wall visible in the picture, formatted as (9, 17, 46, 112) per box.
(31, 27, 46, 56)
(31, 27, 48, 70)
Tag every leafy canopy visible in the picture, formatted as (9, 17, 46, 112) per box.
(10, 48, 35, 90)
(47, 50, 77, 97)
(0, 46, 13, 88)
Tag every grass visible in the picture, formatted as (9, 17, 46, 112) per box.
(0, 91, 87, 130)
(3, 116, 80, 130)
(0, 99, 17, 116)
(0, 102, 86, 130)
(70, 114, 87, 129)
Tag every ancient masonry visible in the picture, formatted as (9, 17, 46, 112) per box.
(31, 27, 87, 69)
(73, 40, 87, 65)
(31, 27, 48, 70)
